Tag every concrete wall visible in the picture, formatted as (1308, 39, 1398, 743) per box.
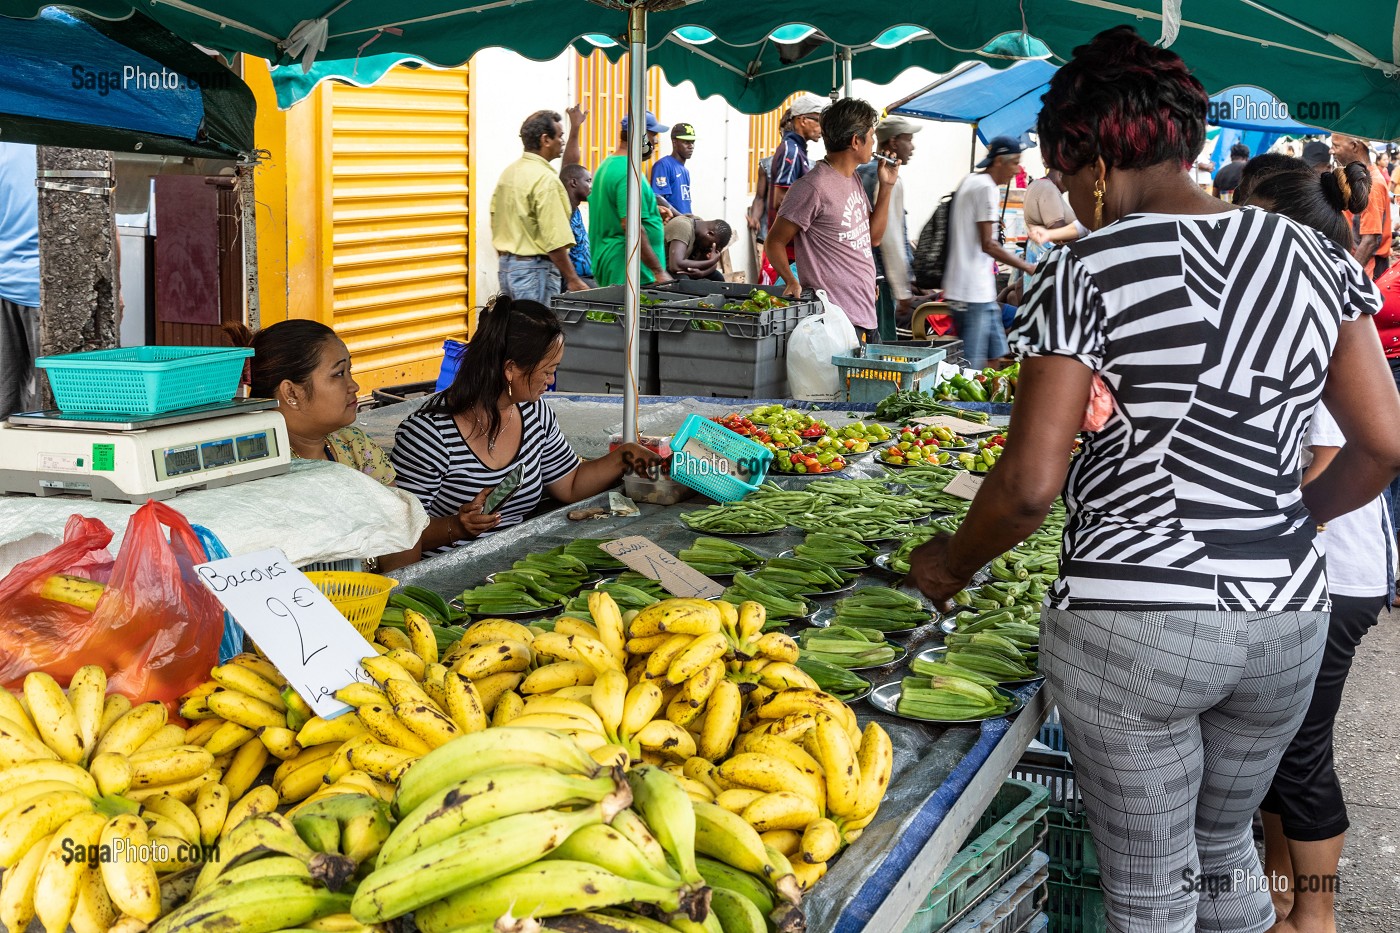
(467, 51, 1047, 301)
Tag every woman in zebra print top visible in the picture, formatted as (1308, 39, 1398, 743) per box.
(907, 26, 1400, 933)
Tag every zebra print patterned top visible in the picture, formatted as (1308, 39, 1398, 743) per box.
(1011, 206, 1382, 612)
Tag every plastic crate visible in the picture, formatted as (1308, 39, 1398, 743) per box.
(655, 326, 794, 398)
(36, 346, 253, 416)
(833, 343, 948, 403)
(947, 851, 1049, 933)
(1011, 749, 1083, 817)
(553, 310, 660, 395)
(668, 413, 772, 502)
(1046, 872, 1107, 933)
(905, 778, 1050, 933)
(1035, 707, 1067, 753)
(651, 284, 822, 339)
(1046, 810, 1098, 878)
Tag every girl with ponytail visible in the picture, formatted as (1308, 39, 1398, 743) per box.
(390, 296, 660, 553)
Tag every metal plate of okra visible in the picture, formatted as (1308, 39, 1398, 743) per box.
(808, 607, 923, 639)
(867, 681, 1027, 724)
(913, 645, 1043, 687)
(775, 548, 869, 572)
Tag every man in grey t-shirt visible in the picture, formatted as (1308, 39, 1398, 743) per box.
(764, 99, 898, 343)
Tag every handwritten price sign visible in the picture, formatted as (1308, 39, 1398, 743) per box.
(194, 547, 377, 717)
(601, 536, 725, 599)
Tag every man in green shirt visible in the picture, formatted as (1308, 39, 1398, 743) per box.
(589, 112, 673, 287)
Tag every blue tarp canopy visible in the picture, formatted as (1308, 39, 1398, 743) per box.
(890, 60, 1056, 146)
(892, 63, 1321, 147)
(0, 8, 255, 159)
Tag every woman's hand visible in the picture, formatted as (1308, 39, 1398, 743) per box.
(456, 489, 501, 539)
(905, 534, 972, 613)
(619, 443, 665, 479)
(1028, 225, 1051, 245)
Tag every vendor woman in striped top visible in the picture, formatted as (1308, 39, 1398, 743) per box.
(391, 296, 662, 555)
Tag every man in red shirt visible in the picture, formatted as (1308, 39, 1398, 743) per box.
(1333, 134, 1392, 278)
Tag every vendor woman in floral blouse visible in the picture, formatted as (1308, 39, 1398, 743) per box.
(224, 320, 458, 570)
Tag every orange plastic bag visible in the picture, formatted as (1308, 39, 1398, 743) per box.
(0, 501, 225, 709)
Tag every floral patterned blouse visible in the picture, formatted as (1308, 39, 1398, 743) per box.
(323, 425, 397, 486)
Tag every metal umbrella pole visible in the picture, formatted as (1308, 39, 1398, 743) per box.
(841, 46, 854, 97)
(622, 2, 647, 443)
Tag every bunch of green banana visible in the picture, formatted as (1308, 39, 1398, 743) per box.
(797, 626, 900, 668)
(153, 814, 354, 933)
(558, 539, 628, 572)
(897, 674, 1014, 720)
(830, 588, 931, 632)
(290, 793, 392, 878)
(677, 537, 765, 576)
(454, 581, 561, 616)
(792, 532, 875, 569)
(722, 574, 812, 624)
(752, 556, 855, 595)
(361, 745, 709, 928)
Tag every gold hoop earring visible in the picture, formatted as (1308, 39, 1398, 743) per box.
(1093, 178, 1106, 230)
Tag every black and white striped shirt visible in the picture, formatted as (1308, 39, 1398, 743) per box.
(391, 400, 579, 555)
(1011, 207, 1381, 612)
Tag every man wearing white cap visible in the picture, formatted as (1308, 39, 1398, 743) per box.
(761, 93, 826, 285)
(858, 114, 923, 334)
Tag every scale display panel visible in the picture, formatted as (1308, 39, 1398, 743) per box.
(237, 432, 271, 461)
(201, 438, 237, 469)
(163, 445, 201, 477)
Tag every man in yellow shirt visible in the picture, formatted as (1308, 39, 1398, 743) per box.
(491, 110, 588, 302)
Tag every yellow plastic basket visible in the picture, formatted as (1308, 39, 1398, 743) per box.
(304, 571, 397, 638)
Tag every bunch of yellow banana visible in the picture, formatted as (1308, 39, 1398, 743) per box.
(177, 653, 325, 763)
(328, 645, 495, 789)
(696, 705, 892, 892)
(147, 812, 355, 933)
(353, 730, 713, 929)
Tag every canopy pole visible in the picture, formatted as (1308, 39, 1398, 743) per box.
(841, 47, 854, 97)
(623, 2, 646, 443)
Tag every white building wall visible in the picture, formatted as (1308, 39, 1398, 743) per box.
(468, 52, 1047, 301)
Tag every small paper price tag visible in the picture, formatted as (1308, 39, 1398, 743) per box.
(601, 536, 725, 599)
(194, 547, 377, 717)
(943, 472, 986, 499)
(911, 415, 1000, 436)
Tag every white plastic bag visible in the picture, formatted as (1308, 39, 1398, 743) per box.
(787, 290, 859, 401)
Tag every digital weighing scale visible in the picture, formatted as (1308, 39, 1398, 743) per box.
(0, 398, 292, 503)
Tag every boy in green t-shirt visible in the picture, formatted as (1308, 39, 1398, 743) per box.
(589, 112, 673, 287)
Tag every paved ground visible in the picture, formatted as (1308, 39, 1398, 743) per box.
(1334, 607, 1400, 932)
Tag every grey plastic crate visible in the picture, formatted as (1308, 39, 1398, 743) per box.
(553, 317, 660, 395)
(651, 286, 822, 340)
(655, 327, 791, 398)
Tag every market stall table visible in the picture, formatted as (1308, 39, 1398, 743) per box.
(388, 450, 1044, 933)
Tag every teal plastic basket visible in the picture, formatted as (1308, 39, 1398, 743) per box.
(35, 346, 255, 415)
(668, 413, 772, 502)
(832, 343, 948, 403)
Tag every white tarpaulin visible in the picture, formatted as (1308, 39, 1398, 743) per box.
(0, 459, 427, 578)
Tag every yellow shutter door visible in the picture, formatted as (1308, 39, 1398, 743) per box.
(330, 66, 471, 392)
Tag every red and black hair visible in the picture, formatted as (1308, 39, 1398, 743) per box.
(1037, 26, 1208, 174)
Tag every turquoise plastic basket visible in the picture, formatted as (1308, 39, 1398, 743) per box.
(35, 346, 255, 415)
(668, 413, 772, 502)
